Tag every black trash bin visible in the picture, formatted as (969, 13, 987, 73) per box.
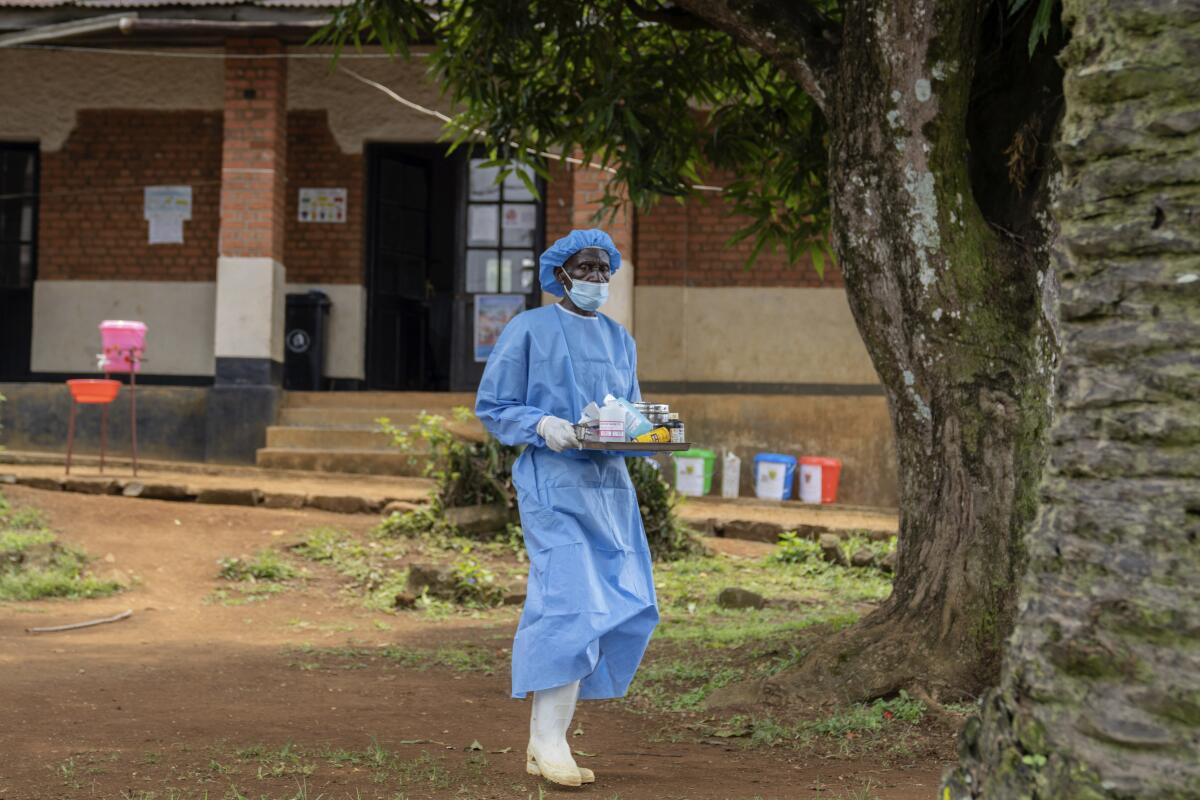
(284, 290, 331, 390)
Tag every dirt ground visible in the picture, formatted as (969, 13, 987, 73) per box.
(0, 486, 948, 800)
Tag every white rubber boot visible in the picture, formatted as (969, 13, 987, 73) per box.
(526, 680, 594, 785)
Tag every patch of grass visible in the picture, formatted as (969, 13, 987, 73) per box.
(700, 693, 926, 752)
(379, 643, 499, 673)
(376, 506, 452, 540)
(218, 549, 299, 582)
(0, 494, 122, 601)
(394, 751, 451, 789)
(831, 780, 883, 800)
(233, 741, 316, 780)
(630, 658, 744, 711)
(211, 547, 303, 606)
(804, 691, 926, 735)
(284, 643, 499, 675)
(205, 583, 291, 607)
(292, 525, 516, 615)
(775, 530, 896, 573)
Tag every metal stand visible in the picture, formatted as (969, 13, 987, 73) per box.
(65, 400, 77, 476)
(64, 346, 141, 477)
(128, 363, 138, 477)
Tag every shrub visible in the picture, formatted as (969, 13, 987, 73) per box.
(380, 407, 698, 560)
(448, 555, 504, 606)
(376, 506, 451, 540)
(626, 457, 702, 562)
(773, 531, 824, 565)
(379, 409, 518, 509)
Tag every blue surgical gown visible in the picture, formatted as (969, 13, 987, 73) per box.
(475, 303, 659, 700)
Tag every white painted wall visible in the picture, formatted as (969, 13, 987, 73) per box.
(284, 283, 367, 380)
(287, 50, 456, 153)
(29, 278, 368, 379)
(30, 279, 216, 375)
(0, 49, 224, 151)
(0, 46, 451, 155)
(633, 286, 880, 385)
(213, 257, 285, 363)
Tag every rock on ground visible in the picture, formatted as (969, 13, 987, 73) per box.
(719, 520, 784, 543)
(123, 482, 193, 501)
(443, 503, 511, 536)
(196, 488, 262, 507)
(819, 533, 848, 567)
(850, 548, 876, 568)
(406, 564, 456, 599)
(717, 587, 767, 610)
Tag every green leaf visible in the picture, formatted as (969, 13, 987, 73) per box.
(811, 246, 825, 279)
(1028, 0, 1054, 56)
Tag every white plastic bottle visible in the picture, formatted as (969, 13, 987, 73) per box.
(599, 401, 626, 441)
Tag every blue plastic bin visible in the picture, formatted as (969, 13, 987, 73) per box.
(753, 453, 797, 500)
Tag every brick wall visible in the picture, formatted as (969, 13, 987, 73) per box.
(542, 161, 839, 288)
(283, 110, 363, 284)
(219, 39, 287, 260)
(38, 110, 223, 281)
(544, 159, 573, 245)
(636, 190, 843, 287)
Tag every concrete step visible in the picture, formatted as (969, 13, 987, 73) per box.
(282, 391, 476, 409)
(276, 407, 488, 436)
(277, 407, 428, 427)
(255, 447, 429, 476)
(264, 426, 420, 450)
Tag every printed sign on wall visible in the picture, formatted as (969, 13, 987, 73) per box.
(474, 294, 526, 362)
(298, 188, 347, 223)
(144, 185, 192, 245)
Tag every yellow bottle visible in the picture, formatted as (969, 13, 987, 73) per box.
(634, 426, 671, 443)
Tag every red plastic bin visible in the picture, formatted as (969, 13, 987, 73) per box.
(799, 456, 842, 504)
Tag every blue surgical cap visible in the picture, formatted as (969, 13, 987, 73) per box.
(539, 229, 623, 297)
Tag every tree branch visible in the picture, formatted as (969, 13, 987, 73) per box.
(670, 0, 840, 112)
(623, 0, 714, 31)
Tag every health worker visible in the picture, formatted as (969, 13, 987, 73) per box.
(475, 228, 659, 788)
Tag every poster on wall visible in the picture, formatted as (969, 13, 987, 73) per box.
(501, 204, 537, 230)
(474, 294, 526, 362)
(144, 185, 192, 245)
(298, 188, 347, 223)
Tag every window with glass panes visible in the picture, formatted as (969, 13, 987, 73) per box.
(465, 159, 539, 295)
(0, 145, 36, 291)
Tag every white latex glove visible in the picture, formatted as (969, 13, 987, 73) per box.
(538, 416, 580, 452)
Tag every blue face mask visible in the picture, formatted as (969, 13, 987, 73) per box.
(563, 274, 609, 312)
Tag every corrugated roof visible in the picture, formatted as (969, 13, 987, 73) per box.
(0, 0, 348, 7)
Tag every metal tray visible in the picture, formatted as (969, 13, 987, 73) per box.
(579, 441, 691, 452)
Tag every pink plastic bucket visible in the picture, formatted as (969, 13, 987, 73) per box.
(99, 320, 147, 373)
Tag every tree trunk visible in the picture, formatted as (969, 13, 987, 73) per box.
(946, 0, 1200, 796)
(759, 0, 1059, 704)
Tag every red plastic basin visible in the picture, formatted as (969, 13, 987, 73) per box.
(67, 379, 121, 404)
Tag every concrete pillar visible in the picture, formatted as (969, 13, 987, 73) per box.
(571, 165, 635, 333)
(206, 39, 289, 462)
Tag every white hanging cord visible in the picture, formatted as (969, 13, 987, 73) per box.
(337, 65, 724, 193)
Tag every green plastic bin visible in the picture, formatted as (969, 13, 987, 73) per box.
(673, 447, 716, 496)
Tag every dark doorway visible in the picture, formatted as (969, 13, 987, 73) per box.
(365, 145, 457, 391)
(0, 143, 37, 381)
